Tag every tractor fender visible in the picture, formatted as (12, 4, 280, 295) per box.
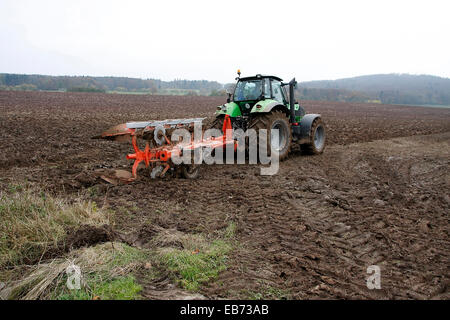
(250, 101, 285, 114)
(295, 114, 321, 143)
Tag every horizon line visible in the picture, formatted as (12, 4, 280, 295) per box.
(1, 72, 449, 84)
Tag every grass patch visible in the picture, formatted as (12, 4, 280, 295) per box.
(161, 240, 231, 291)
(158, 222, 236, 291)
(52, 242, 150, 300)
(0, 186, 110, 270)
(1, 242, 151, 300)
(224, 221, 237, 239)
(89, 276, 141, 300)
(57, 275, 142, 300)
(242, 280, 291, 300)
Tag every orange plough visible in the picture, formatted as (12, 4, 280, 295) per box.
(94, 115, 236, 183)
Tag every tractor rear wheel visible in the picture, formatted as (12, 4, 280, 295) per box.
(248, 111, 292, 161)
(301, 118, 326, 154)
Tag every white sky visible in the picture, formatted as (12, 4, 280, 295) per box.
(1, 0, 449, 83)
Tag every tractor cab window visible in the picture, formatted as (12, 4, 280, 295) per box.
(271, 80, 286, 104)
(234, 80, 262, 101)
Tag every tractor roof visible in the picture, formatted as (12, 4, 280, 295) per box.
(239, 74, 283, 82)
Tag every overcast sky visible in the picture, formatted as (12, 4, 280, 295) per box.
(1, 0, 449, 83)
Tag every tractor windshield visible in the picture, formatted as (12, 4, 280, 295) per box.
(234, 80, 262, 102)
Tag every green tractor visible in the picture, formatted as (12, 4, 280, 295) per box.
(210, 71, 326, 160)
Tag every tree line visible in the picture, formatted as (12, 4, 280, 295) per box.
(1, 73, 449, 106)
(0, 74, 223, 96)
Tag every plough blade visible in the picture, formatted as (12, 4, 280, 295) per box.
(91, 123, 134, 141)
(100, 170, 133, 185)
(92, 118, 205, 141)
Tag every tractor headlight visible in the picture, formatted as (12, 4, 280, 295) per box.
(221, 105, 227, 111)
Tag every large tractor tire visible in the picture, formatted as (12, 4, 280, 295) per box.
(248, 110, 292, 161)
(301, 118, 326, 154)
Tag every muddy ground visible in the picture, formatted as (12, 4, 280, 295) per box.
(0, 91, 449, 299)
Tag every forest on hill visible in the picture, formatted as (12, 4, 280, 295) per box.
(1, 73, 449, 106)
(298, 74, 450, 105)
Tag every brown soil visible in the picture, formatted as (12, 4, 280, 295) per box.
(0, 91, 449, 299)
(39, 225, 115, 264)
(64, 224, 115, 249)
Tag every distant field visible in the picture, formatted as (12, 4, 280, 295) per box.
(389, 103, 450, 109)
(107, 90, 151, 95)
(416, 104, 450, 109)
(106, 89, 202, 96)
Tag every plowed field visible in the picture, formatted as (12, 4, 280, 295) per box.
(1, 91, 449, 299)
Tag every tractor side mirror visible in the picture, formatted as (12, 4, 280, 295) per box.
(226, 91, 232, 103)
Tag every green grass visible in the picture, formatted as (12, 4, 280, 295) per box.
(417, 104, 450, 109)
(158, 222, 236, 291)
(161, 240, 231, 291)
(91, 276, 142, 300)
(109, 242, 150, 267)
(52, 242, 150, 300)
(392, 103, 450, 109)
(224, 221, 237, 239)
(57, 275, 142, 300)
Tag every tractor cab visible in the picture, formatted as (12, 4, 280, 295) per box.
(231, 75, 288, 115)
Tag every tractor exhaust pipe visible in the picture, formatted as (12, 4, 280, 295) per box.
(289, 78, 297, 123)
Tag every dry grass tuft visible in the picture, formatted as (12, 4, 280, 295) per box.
(0, 242, 149, 300)
(0, 186, 110, 270)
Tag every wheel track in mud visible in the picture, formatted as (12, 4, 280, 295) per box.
(205, 135, 449, 299)
(234, 186, 387, 299)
